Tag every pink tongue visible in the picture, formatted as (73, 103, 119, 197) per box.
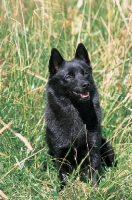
(81, 93, 89, 98)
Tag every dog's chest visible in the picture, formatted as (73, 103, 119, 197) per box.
(60, 105, 88, 146)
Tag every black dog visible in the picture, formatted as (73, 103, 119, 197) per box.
(45, 43, 115, 188)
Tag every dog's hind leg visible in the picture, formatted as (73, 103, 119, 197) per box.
(100, 137, 117, 167)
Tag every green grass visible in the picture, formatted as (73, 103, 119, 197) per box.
(0, 0, 132, 199)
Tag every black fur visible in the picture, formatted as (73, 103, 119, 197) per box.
(45, 43, 116, 188)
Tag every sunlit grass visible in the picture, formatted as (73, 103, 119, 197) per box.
(0, 0, 132, 199)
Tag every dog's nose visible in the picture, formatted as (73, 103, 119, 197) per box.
(82, 82, 90, 88)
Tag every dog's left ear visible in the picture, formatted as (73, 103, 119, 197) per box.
(75, 43, 91, 66)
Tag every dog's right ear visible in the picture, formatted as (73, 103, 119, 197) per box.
(49, 48, 64, 75)
(75, 43, 91, 66)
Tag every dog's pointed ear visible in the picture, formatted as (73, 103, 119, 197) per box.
(75, 43, 91, 65)
(49, 48, 64, 75)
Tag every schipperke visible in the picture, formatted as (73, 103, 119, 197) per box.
(45, 43, 115, 188)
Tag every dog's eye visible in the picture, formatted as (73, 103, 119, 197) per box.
(66, 72, 74, 79)
(66, 75, 73, 79)
(85, 71, 89, 75)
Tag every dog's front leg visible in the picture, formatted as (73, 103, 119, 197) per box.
(57, 161, 69, 189)
(87, 132, 101, 185)
(55, 149, 71, 189)
(89, 147, 101, 185)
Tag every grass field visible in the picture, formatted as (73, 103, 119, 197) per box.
(0, 0, 132, 199)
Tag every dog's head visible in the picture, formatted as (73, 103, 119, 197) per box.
(48, 43, 95, 101)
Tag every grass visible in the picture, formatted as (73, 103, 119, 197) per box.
(0, 0, 132, 199)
